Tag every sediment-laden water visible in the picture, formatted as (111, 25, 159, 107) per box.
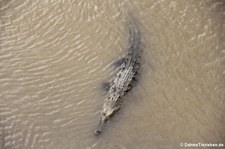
(0, 0, 225, 149)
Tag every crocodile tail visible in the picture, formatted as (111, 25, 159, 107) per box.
(126, 13, 142, 56)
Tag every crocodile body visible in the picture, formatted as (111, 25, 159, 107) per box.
(95, 17, 142, 136)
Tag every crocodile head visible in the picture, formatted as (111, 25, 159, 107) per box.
(95, 102, 120, 136)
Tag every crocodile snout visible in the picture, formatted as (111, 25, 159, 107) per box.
(95, 116, 108, 136)
(94, 129, 101, 136)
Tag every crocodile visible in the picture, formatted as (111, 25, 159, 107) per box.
(95, 16, 142, 136)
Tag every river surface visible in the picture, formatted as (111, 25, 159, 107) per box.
(0, 0, 225, 149)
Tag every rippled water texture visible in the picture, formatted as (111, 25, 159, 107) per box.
(0, 0, 225, 149)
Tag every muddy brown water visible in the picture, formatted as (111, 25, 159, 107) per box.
(0, 0, 225, 149)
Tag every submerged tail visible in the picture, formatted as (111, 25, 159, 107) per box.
(126, 13, 142, 57)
